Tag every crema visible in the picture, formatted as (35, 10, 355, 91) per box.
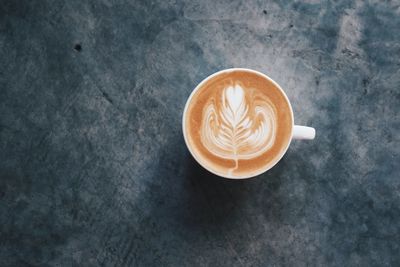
(184, 70, 293, 178)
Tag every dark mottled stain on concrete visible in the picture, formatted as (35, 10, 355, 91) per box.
(74, 44, 82, 52)
(1, 0, 399, 266)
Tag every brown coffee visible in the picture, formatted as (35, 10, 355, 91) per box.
(183, 69, 293, 178)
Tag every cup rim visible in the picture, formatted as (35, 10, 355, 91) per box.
(182, 68, 294, 179)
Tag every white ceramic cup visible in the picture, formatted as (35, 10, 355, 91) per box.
(182, 68, 315, 179)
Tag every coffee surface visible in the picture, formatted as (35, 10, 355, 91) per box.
(184, 70, 293, 178)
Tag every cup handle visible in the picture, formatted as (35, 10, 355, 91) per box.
(292, 125, 316, 140)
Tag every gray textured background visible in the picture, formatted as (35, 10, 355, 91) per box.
(1, 0, 399, 266)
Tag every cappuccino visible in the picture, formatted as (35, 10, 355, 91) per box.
(183, 69, 293, 178)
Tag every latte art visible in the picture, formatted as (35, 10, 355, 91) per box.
(200, 85, 277, 174)
(183, 70, 293, 178)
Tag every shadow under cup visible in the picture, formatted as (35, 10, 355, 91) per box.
(183, 68, 294, 179)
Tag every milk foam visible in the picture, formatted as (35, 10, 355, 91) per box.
(200, 84, 277, 174)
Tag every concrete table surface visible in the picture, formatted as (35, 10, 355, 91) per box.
(1, 0, 399, 266)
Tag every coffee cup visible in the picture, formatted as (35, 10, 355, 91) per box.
(182, 68, 315, 179)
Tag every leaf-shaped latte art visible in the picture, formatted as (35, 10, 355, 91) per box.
(200, 85, 277, 174)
